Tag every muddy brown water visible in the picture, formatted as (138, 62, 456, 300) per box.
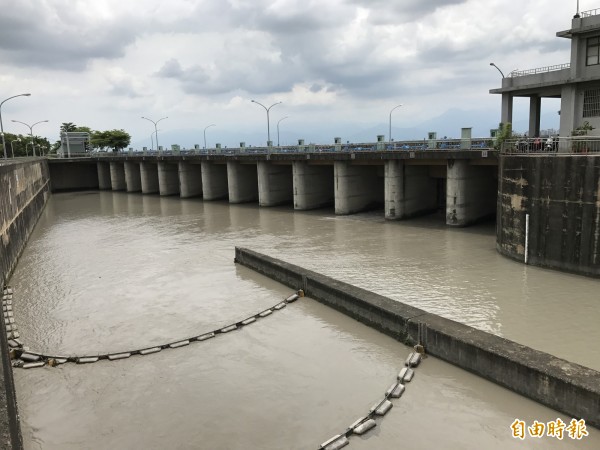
(9, 191, 600, 449)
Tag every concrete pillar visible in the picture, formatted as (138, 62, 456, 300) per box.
(292, 161, 334, 210)
(140, 162, 159, 194)
(559, 84, 577, 140)
(446, 160, 496, 227)
(201, 161, 228, 200)
(385, 161, 437, 220)
(178, 162, 203, 198)
(227, 161, 258, 203)
(501, 93, 513, 125)
(158, 162, 180, 196)
(97, 162, 111, 190)
(109, 162, 126, 191)
(334, 161, 384, 215)
(529, 96, 541, 138)
(257, 161, 293, 206)
(124, 161, 141, 192)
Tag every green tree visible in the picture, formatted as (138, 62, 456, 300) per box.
(60, 122, 77, 133)
(91, 129, 131, 151)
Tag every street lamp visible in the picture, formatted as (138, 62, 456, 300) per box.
(0, 93, 31, 159)
(141, 116, 168, 152)
(389, 104, 402, 143)
(489, 62, 505, 78)
(251, 100, 281, 145)
(10, 138, 21, 158)
(11, 119, 48, 157)
(276, 116, 289, 147)
(203, 124, 215, 149)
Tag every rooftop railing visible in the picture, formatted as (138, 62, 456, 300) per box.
(581, 8, 600, 18)
(508, 63, 570, 78)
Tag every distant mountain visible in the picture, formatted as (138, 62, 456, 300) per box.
(131, 108, 561, 149)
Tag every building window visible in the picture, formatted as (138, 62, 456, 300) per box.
(583, 89, 600, 117)
(587, 37, 600, 65)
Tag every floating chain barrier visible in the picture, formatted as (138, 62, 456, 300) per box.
(317, 346, 425, 449)
(2, 286, 304, 369)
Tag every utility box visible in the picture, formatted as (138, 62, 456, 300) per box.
(297, 139, 305, 152)
(376, 135, 385, 150)
(239, 142, 246, 153)
(334, 137, 342, 151)
(428, 132, 437, 149)
(460, 128, 472, 149)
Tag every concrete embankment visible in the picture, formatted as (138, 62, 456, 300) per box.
(0, 159, 50, 449)
(234, 247, 600, 429)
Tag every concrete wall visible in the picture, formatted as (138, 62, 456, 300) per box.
(334, 162, 384, 214)
(97, 162, 111, 190)
(234, 247, 600, 428)
(178, 162, 203, 198)
(124, 161, 141, 193)
(497, 155, 600, 277)
(292, 162, 334, 210)
(201, 161, 228, 201)
(0, 160, 50, 450)
(109, 162, 126, 191)
(140, 162, 159, 194)
(227, 161, 258, 204)
(446, 160, 497, 227)
(385, 161, 438, 220)
(48, 160, 99, 192)
(257, 161, 293, 206)
(158, 162, 180, 196)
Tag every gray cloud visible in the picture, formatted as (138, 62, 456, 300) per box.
(0, 2, 138, 70)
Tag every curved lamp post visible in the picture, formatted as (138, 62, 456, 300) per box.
(142, 116, 168, 152)
(276, 116, 289, 147)
(10, 138, 21, 158)
(489, 62, 505, 78)
(389, 104, 402, 143)
(1, 93, 31, 159)
(203, 124, 215, 149)
(251, 100, 281, 145)
(11, 119, 48, 157)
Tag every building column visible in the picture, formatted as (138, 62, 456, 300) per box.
(109, 162, 126, 191)
(227, 161, 258, 203)
(201, 161, 228, 200)
(559, 84, 577, 141)
(179, 162, 203, 198)
(158, 162, 180, 196)
(140, 162, 159, 194)
(124, 161, 141, 192)
(292, 161, 334, 210)
(97, 162, 111, 190)
(528, 95, 541, 138)
(446, 160, 496, 227)
(257, 161, 293, 206)
(501, 93, 513, 126)
(334, 161, 384, 215)
(384, 160, 437, 220)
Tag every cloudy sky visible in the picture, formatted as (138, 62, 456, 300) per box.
(0, 0, 583, 148)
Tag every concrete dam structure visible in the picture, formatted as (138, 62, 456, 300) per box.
(49, 149, 499, 228)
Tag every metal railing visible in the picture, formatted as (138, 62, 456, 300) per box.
(47, 138, 495, 159)
(508, 63, 570, 78)
(501, 137, 600, 154)
(581, 8, 600, 18)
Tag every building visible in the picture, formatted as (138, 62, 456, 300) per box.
(490, 7, 600, 138)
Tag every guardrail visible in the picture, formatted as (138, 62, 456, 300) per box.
(48, 138, 495, 159)
(508, 63, 570, 78)
(501, 137, 600, 154)
(581, 8, 600, 18)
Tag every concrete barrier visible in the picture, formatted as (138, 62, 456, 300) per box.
(234, 247, 600, 428)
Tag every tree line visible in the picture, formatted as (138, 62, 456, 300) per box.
(58, 123, 131, 152)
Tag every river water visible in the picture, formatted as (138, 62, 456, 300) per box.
(9, 191, 600, 449)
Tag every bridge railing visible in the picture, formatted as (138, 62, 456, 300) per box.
(501, 137, 600, 154)
(47, 138, 495, 159)
(508, 63, 570, 78)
